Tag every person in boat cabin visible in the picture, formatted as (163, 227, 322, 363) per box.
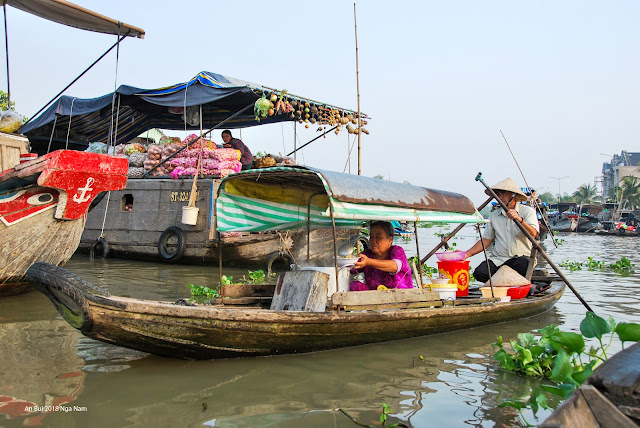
(349, 221, 413, 291)
(464, 178, 539, 283)
(221, 130, 253, 170)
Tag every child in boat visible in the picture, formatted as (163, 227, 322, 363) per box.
(349, 221, 413, 291)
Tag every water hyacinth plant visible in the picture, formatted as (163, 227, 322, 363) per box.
(494, 312, 640, 424)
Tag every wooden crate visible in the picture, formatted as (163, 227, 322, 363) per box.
(0, 132, 29, 171)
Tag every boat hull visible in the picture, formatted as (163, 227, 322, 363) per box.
(26, 262, 565, 360)
(0, 149, 128, 294)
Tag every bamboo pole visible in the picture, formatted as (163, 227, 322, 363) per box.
(354, 3, 362, 176)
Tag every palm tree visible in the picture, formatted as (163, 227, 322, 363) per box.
(617, 176, 640, 209)
(572, 183, 597, 204)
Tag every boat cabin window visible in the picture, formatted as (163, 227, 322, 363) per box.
(121, 194, 134, 212)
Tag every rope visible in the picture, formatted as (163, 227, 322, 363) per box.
(46, 114, 58, 154)
(500, 130, 558, 248)
(64, 98, 76, 149)
(98, 28, 121, 242)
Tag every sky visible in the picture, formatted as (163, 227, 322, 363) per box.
(2, 0, 639, 205)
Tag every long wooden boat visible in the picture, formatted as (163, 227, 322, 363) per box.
(0, 149, 128, 295)
(26, 262, 564, 360)
(27, 168, 566, 359)
(540, 341, 640, 427)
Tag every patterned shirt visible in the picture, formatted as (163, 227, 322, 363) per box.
(352, 245, 413, 289)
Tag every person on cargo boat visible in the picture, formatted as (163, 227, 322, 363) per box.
(349, 221, 413, 291)
(463, 178, 539, 283)
(221, 130, 253, 170)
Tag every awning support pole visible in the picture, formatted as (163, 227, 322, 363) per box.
(3, 3, 10, 106)
(307, 191, 324, 261)
(286, 125, 338, 157)
(413, 221, 422, 288)
(476, 172, 594, 313)
(329, 201, 340, 294)
(420, 196, 493, 265)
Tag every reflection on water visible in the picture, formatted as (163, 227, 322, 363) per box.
(1, 230, 639, 427)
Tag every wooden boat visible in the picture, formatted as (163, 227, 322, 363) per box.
(0, 1, 143, 295)
(0, 149, 128, 295)
(540, 341, 640, 427)
(27, 168, 565, 359)
(26, 262, 564, 360)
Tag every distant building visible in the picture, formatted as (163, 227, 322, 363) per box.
(602, 151, 640, 202)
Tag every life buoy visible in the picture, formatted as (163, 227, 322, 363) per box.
(158, 226, 186, 262)
(89, 237, 110, 259)
(267, 252, 295, 275)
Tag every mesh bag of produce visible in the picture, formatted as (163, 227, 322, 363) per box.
(128, 152, 146, 167)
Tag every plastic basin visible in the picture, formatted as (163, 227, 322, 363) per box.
(507, 284, 531, 300)
(435, 251, 466, 262)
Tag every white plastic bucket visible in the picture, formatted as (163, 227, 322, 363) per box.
(181, 206, 199, 225)
(432, 284, 457, 301)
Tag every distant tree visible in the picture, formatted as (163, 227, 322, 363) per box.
(572, 183, 597, 204)
(618, 176, 640, 209)
(559, 193, 576, 203)
(0, 90, 15, 111)
(538, 192, 556, 204)
(373, 174, 384, 180)
(403, 180, 411, 185)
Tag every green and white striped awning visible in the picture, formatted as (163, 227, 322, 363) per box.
(217, 191, 364, 232)
(216, 167, 486, 232)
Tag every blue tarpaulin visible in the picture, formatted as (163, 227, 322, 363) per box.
(21, 71, 364, 151)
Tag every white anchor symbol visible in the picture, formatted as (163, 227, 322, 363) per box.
(73, 177, 95, 203)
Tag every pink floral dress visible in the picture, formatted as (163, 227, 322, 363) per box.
(349, 246, 413, 291)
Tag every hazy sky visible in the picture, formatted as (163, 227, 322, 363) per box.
(3, 1, 638, 204)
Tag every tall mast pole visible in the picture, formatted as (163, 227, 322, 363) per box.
(354, 3, 361, 175)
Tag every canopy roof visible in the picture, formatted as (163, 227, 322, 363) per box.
(216, 167, 484, 232)
(2, 0, 145, 38)
(21, 71, 365, 151)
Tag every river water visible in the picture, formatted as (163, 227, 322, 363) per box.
(1, 228, 639, 427)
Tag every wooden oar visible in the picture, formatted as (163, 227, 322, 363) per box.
(475, 172, 594, 313)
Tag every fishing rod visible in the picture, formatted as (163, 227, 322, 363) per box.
(500, 130, 558, 248)
(476, 172, 594, 313)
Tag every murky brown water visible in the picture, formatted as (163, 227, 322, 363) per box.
(1, 228, 639, 427)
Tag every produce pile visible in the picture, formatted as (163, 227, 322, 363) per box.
(112, 134, 241, 179)
(253, 91, 369, 136)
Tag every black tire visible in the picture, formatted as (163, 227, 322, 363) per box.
(89, 236, 109, 259)
(158, 226, 186, 263)
(350, 235, 369, 253)
(25, 262, 110, 331)
(267, 252, 295, 276)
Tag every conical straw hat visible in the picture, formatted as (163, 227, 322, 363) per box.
(485, 265, 530, 287)
(485, 178, 528, 202)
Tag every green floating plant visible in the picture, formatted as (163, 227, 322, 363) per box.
(494, 312, 640, 422)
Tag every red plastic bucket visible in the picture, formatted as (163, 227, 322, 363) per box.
(437, 260, 470, 296)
